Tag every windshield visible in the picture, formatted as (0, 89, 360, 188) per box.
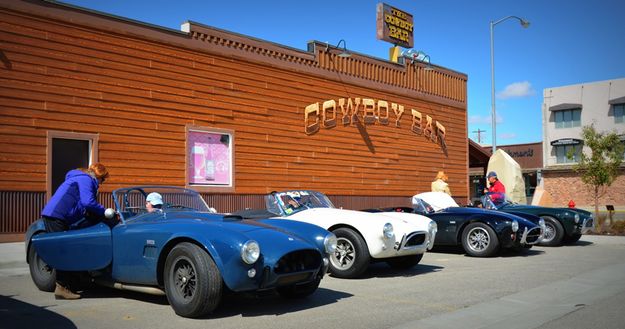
(412, 198, 436, 215)
(265, 190, 335, 216)
(113, 186, 211, 220)
(412, 192, 459, 211)
(481, 192, 511, 210)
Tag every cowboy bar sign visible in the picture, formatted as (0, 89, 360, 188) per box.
(376, 3, 414, 48)
(304, 97, 447, 152)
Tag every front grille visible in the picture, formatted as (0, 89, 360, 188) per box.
(403, 232, 426, 248)
(276, 272, 313, 286)
(274, 249, 321, 274)
(525, 227, 542, 244)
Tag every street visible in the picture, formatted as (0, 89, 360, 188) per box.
(2, 235, 625, 329)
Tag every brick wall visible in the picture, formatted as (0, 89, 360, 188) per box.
(542, 169, 625, 210)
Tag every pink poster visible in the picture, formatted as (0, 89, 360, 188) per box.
(188, 131, 231, 185)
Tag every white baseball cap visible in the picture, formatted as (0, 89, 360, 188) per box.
(146, 192, 163, 205)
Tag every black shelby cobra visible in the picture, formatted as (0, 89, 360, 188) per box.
(364, 192, 545, 257)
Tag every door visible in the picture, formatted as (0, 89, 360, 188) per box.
(52, 138, 90, 194)
(47, 131, 99, 200)
(32, 222, 113, 271)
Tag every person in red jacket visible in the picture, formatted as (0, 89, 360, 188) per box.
(483, 171, 506, 205)
(484, 171, 506, 194)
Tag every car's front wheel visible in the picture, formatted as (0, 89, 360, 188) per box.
(461, 222, 500, 257)
(329, 228, 370, 278)
(28, 242, 56, 292)
(164, 242, 223, 318)
(539, 216, 564, 246)
(385, 253, 423, 270)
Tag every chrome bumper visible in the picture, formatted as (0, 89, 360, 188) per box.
(580, 217, 594, 234)
(394, 231, 433, 251)
(520, 226, 543, 245)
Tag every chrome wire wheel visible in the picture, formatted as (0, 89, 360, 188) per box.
(467, 226, 490, 252)
(542, 222, 556, 243)
(331, 237, 356, 270)
(172, 257, 197, 301)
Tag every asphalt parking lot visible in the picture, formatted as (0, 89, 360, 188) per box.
(2, 235, 625, 329)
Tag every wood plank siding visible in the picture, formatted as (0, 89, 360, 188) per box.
(0, 1, 468, 238)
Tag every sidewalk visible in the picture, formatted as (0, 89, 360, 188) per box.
(0, 242, 27, 276)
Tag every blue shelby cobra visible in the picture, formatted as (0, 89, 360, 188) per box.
(25, 186, 336, 318)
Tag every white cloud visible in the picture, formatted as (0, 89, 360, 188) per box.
(499, 133, 517, 140)
(497, 81, 535, 99)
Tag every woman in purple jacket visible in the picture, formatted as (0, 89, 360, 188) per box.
(41, 163, 109, 299)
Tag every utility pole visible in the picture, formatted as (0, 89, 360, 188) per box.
(472, 129, 486, 144)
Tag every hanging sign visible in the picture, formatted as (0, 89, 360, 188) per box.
(376, 3, 414, 48)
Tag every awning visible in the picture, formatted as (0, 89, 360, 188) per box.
(549, 103, 582, 111)
(550, 138, 583, 146)
(609, 96, 625, 105)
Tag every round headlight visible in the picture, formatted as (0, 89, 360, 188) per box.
(241, 240, 260, 264)
(324, 233, 337, 254)
(511, 220, 519, 232)
(383, 223, 394, 239)
(574, 213, 580, 224)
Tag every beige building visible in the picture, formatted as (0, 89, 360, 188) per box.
(538, 78, 625, 211)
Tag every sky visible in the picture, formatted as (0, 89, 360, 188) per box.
(58, 0, 625, 146)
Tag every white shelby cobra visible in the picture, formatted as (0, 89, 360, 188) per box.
(264, 190, 437, 278)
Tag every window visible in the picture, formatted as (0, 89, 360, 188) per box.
(186, 126, 234, 192)
(555, 144, 580, 164)
(615, 104, 625, 123)
(554, 109, 581, 128)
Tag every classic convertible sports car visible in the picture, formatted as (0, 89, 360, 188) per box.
(242, 190, 437, 279)
(367, 192, 544, 257)
(481, 192, 594, 246)
(25, 186, 336, 318)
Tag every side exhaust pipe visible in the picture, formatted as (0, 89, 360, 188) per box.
(94, 278, 166, 296)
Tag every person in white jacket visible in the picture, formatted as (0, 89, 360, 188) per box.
(431, 171, 451, 196)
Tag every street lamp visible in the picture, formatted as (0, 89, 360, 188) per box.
(490, 16, 529, 154)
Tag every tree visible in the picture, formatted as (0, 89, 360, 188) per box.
(573, 125, 624, 231)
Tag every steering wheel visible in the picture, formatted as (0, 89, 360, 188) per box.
(122, 188, 147, 211)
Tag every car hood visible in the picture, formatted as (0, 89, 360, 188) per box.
(154, 212, 324, 253)
(438, 207, 539, 228)
(288, 207, 431, 231)
(500, 204, 584, 216)
(139, 211, 297, 234)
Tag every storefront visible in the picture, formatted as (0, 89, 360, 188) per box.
(0, 1, 468, 240)
(468, 141, 543, 204)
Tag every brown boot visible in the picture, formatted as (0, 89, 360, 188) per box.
(54, 283, 81, 300)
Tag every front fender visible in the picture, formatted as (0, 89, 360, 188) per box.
(158, 230, 240, 290)
(455, 216, 506, 244)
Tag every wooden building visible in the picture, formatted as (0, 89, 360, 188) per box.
(0, 0, 468, 241)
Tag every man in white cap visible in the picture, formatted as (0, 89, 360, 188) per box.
(145, 192, 163, 213)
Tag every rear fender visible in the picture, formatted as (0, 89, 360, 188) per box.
(25, 219, 47, 263)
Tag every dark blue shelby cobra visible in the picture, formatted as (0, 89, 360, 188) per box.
(25, 186, 336, 318)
